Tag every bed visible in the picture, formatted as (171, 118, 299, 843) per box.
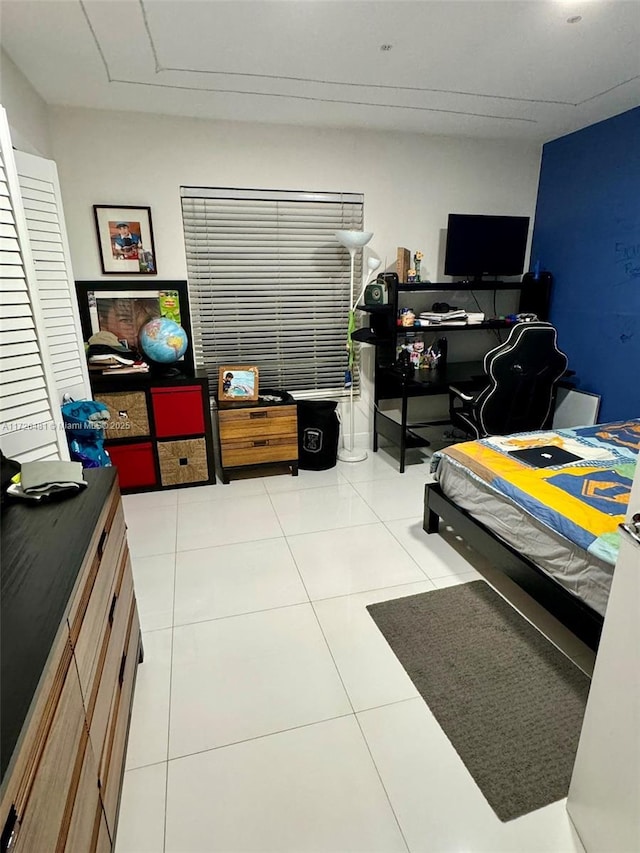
(423, 419, 639, 650)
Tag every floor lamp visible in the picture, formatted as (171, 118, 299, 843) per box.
(335, 229, 375, 463)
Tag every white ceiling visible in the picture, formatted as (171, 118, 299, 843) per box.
(1, 0, 639, 143)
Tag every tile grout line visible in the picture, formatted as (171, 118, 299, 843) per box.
(168, 576, 441, 632)
(161, 514, 179, 853)
(165, 712, 356, 764)
(306, 592, 412, 853)
(126, 696, 422, 772)
(382, 516, 439, 584)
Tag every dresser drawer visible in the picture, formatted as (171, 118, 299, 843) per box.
(11, 661, 86, 852)
(69, 505, 127, 703)
(62, 732, 103, 853)
(218, 406, 297, 441)
(87, 549, 134, 781)
(101, 602, 140, 836)
(221, 436, 298, 468)
(66, 484, 121, 633)
(2, 632, 74, 828)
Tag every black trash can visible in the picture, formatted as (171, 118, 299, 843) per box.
(297, 400, 339, 470)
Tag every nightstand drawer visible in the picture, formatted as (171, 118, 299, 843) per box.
(221, 436, 298, 468)
(218, 407, 297, 441)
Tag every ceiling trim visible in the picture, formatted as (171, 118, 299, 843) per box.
(105, 75, 539, 123)
(79, 0, 112, 82)
(157, 65, 573, 108)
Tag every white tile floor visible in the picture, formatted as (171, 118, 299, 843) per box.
(115, 449, 592, 853)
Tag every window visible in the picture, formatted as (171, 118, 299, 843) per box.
(180, 187, 364, 397)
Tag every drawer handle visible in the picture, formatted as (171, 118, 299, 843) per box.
(1, 806, 17, 852)
(97, 528, 108, 559)
(118, 652, 127, 686)
(253, 440, 269, 447)
(249, 411, 268, 419)
(108, 593, 118, 625)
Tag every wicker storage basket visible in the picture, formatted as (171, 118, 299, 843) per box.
(157, 438, 209, 486)
(95, 391, 150, 439)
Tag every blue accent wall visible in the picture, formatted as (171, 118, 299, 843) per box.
(531, 106, 640, 423)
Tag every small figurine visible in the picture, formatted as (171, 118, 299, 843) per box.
(410, 340, 425, 368)
(414, 251, 423, 282)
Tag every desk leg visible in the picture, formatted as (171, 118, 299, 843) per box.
(399, 393, 408, 473)
(373, 407, 379, 453)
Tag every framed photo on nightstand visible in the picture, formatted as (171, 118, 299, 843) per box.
(218, 366, 259, 402)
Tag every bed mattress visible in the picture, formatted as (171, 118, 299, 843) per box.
(431, 420, 640, 617)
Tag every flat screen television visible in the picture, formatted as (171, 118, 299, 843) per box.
(444, 213, 530, 281)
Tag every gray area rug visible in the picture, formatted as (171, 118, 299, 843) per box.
(367, 580, 590, 822)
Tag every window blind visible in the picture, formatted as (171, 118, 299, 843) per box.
(180, 187, 364, 397)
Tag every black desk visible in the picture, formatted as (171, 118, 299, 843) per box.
(373, 361, 484, 472)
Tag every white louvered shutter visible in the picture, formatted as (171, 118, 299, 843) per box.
(181, 188, 364, 397)
(15, 150, 90, 403)
(0, 106, 69, 462)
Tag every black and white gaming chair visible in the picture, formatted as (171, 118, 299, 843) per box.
(449, 322, 568, 439)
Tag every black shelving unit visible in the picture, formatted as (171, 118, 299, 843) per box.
(356, 279, 535, 472)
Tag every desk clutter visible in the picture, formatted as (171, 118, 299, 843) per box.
(398, 337, 448, 372)
(87, 331, 150, 375)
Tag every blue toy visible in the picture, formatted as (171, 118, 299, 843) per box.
(61, 399, 112, 468)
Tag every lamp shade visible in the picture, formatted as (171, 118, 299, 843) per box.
(335, 230, 374, 249)
(366, 256, 382, 278)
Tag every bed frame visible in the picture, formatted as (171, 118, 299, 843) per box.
(423, 482, 604, 651)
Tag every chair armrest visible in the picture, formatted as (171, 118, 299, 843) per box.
(449, 385, 478, 402)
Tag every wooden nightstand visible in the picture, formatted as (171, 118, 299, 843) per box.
(215, 398, 299, 483)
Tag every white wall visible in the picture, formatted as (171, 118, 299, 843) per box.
(0, 50, 51, 157)
(49, 106, 542, 445)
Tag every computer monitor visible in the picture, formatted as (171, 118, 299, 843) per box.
(444, 213, 530, 281)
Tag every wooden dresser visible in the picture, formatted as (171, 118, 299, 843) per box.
(0, 469, 141, 852)
(215, 398, 298, 483)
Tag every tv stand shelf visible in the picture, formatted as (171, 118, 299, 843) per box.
(395, 280, 518, 292)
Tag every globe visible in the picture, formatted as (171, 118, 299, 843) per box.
(139, 317, 188, 364)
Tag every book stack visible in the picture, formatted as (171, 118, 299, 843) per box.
(7, 460, 88, 502)
(419, 309, 468, 325)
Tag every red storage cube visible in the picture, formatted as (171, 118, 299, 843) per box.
(108, 442, 157, 490)
(151, 386, 205, 438)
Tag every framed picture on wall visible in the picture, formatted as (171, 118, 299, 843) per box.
(93, 204, 157, 275)
(218, 366, 259, 402)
